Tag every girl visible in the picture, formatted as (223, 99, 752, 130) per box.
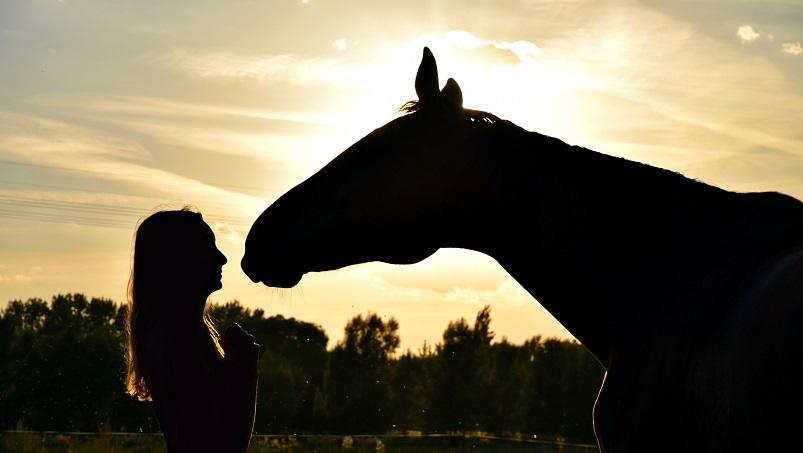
(125, 208, 259, 452)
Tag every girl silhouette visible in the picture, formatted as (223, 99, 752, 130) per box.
(125, 208, 259, 452)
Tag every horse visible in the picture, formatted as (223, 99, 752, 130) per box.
(241, 48, 803, 451)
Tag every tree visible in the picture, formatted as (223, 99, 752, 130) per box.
(250, 314, 329, 432)
(389, 349, 432, 431)
(427, 306, 495, 433)
(209, 301, 329, 433)
(524, 337, 603, 442)
(487, 338, 530, 434)
(0, 294, 604, 440)
(327, 313, 400, 433)
(0, 295, 141, 430)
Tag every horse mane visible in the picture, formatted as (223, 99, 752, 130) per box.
(398, 101, 505, 126)
(396, 99, 769, 208)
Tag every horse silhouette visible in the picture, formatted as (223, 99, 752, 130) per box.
(242, 48, 803, 451)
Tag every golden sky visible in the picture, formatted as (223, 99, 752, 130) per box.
(1, 0, 801, 350)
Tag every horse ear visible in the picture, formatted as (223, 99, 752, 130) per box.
(415, 47, 439, 104)
(441, 78, 463, 110)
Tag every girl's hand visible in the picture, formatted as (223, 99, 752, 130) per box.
(223, 323, 260, 364)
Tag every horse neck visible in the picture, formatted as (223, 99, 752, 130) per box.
(459, 126, 745, 363)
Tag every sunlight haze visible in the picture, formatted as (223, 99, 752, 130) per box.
(1, 0, 802, 350)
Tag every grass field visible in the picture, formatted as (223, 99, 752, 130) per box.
(0, 432, 599, 452)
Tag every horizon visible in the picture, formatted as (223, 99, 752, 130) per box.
(7, 293, 569, 353)
(1, 0, 802, 350)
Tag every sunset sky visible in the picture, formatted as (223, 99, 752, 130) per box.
(1, 0, 801, 350)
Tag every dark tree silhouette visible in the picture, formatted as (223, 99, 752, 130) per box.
(427, 306, 495, 432)
(487, 338, 530, 434)
(389, 349, 433, 432)
(327, 313, 400, 433)
(0, 294, 157, 431)
(0, 295, 603, 443)
(208, 301, 329, 433)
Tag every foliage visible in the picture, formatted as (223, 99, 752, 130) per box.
(0, 294, 154, 432)
(427, 307, 495, 432)
(327, 313, 400, 433)
(207, 302, 329, 433)
(0, 295, 604, 443)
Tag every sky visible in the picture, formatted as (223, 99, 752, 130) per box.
(0, 0, 801, 351)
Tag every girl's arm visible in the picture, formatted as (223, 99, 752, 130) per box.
(219, 324, 260, 453)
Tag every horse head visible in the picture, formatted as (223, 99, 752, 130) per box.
(242, 48, 502, 287)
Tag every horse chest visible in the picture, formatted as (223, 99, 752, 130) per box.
(593, 339, 716, 452)
(594, 249, 803, 452)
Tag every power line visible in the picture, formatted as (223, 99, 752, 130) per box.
(0, 194, 255, 231)
(0, 179, 266, 222)
(0, 195, 250, 225)
(0, 209, 132, 230)
(0, 158, 275, 194)
(0, 178, 258, 210)
(0, 158, 286, 230)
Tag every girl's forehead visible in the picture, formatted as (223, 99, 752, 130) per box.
(200, 220, 214, 235)
(197, 221, 216, 241)
(177, 218, 215, 245)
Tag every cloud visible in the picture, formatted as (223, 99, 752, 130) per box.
(0, 111, 262, 228)
(42, 94, 336, 127)
(165, 49, 378, 87)
(0, 265, 40, 284)
(0, 112, 149, 162)
(445, 30, 541, 63)
(166, 30, 542, 90)
(737, 25, 760, 43)
(332, 38, 348, 52)
(163, 30, 543, 97)
(0, 273, 33, 284)
(443, 279, 533, 308)
(34, 94, 336, 198)
(781, 41, 802, 55)
(212, 221, 244, 244)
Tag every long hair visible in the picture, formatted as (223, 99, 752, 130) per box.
(125, 208, 224, 401)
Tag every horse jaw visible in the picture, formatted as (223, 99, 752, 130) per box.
(244, 243, 439, 289)
(258, 270, 303, 288)
(377, 244, 440, 266)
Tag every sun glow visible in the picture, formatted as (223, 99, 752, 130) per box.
(315, 32, 590, 156)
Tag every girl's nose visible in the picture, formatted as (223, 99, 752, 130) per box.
(217, 249, 228, 266)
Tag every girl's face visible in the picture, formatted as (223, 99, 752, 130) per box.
(183, 220, 227, 299)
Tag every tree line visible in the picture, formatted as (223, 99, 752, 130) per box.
(0, 294, 604, 443)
